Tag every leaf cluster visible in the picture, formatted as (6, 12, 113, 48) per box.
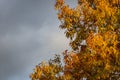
(30, 0, 120, 80)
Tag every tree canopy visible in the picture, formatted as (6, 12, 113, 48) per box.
(30, 0, 120, 80)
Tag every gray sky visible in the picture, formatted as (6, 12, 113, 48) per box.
(0, 0, 77, 80)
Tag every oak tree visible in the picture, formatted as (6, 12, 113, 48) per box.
(30, 0, 120, 80)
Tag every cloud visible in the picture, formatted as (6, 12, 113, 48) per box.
(0, 22, 70, 80)
(0, 0, 76, 80)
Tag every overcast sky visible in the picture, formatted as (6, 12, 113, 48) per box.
(0, 0, 77, 80)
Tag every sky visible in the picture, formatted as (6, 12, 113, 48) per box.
(0, 0, 77, 80)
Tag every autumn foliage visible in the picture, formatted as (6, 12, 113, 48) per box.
(30, 0, 120, 80)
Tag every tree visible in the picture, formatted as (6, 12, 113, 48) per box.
(30, 0, 120, 80)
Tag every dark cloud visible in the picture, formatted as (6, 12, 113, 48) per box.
(0, 0, 76, 80)
(0, 0, 56, 35)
